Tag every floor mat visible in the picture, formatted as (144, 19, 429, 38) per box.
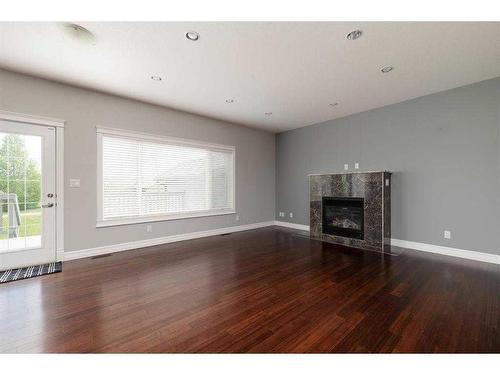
(0, 262, 62, 284)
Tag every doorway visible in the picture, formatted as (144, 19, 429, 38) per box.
(0, 119, 57, 270)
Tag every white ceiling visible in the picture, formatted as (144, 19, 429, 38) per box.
(0, 22, 499, 132)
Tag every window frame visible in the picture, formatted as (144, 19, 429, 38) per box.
(96, 127, 236, 228)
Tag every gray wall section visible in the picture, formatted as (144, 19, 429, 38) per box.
(276, 78, 500, 255)
(0, 69, 276, 252)
(2, 67, 498, 256)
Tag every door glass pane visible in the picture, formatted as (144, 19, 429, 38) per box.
(0, 132, 42, 252)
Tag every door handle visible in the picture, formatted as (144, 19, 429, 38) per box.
(42, 203, 54, 208)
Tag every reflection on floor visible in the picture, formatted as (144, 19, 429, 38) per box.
(0, 227, 498, 353)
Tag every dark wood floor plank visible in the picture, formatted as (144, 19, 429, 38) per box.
(0, 226, 498, 353)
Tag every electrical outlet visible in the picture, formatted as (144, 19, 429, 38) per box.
(146, 224, 152, 233)
(344, 164, 349, 170)
(354, 162, 359, 169)
(289, 212, 293, 218)
(444, 230, 451, 239)
(235, 215, 240, 221)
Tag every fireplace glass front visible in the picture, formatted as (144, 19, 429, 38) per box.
(322, 197, 364, 239)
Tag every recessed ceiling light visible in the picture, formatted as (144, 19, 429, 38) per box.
(381, 66, 394, 73)
(62, 23, 96, 45)
(346, 30, 363, 40)
(185, 31, 200, 41)
(265, 112, 273, 116)
(151, 76, 162, 81)
(225, 99, 234, 103)
(329, 102, 339, 107)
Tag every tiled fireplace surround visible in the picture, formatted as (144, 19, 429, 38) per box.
(309, 171, 391, 253)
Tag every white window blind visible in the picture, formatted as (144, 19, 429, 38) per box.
(97, 128, 235, 226)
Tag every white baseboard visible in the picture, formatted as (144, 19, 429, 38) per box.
(61, 221, 275, 261)
(60, 220, 499, 266)
(390, 239, 499, 265)
(271, 221, 498, 265)
(273, 220, 310, 231)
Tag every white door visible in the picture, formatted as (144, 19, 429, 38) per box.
(0, 120, 56, 270)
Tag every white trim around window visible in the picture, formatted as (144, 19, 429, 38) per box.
(0, 110, 65, 128)
(96, 127, 236, 227)
(96, 126, 235, 151)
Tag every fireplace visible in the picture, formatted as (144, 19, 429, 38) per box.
(322, 197, 364, 240)
(310, 172, 391, 253)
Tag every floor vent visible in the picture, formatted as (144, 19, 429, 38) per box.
(91, 254, 113, 259)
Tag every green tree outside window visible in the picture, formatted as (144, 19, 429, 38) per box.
(0, 134, 41, 210)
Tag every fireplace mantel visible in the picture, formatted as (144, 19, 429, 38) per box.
(308, 170, 390, 176)
(309, 171, 391, 253)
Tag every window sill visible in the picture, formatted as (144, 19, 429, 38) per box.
(96, 209, 237, 228)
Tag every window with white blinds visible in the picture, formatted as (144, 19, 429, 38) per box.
(96, 128, 235, 226)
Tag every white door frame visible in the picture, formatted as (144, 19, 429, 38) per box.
(0, 110, 65, 262)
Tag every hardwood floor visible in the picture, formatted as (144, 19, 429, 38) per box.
(1, 227, 499, 353)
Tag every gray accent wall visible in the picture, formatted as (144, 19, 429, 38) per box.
(2, 68, 498, 257)
(0, 69, 276, 252)
(276, 78, 500, 255)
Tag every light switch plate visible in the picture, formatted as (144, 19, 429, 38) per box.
(354, 163, 359, 169)
(69, 179, 80, 188)
(344, 164, 349, 170)
(444, 230, 451, 239)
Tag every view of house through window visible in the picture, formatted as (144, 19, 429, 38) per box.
(98, 131, 235, 225)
